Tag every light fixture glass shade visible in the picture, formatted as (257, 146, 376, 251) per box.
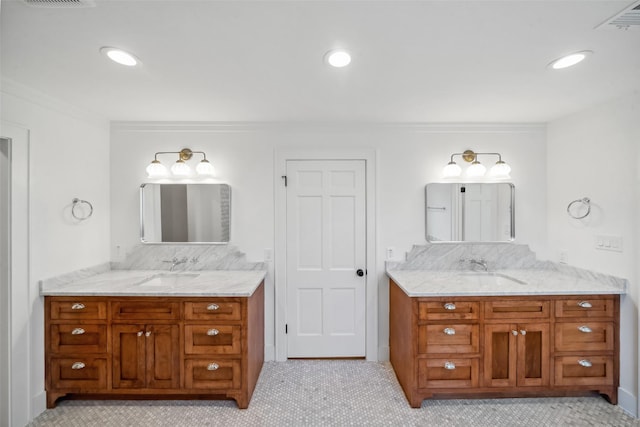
(489, 161, 512, 178)
(466, 161, 486, 177)
(442, 161, 462, 178)
(325, 50, 351, 67)
(146, 160, 168, 178)
(171, 159, 192, 176)
(196, 159, 215, 176)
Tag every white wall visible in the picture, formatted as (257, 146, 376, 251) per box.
(1, 80, 111, 422)
(547, 92, 640, 416)
(110, 122, 547, 361)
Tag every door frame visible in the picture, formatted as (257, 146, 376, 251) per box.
(0, 123, 30, 427)
(275, 149, 377, 361)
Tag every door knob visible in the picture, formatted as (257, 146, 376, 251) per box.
(356, 269, 365, 277)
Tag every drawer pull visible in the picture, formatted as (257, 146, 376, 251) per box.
(207, 304, 220, 311)
(578, 325, 592, 333)
(578, 359, 592, 368)
(207, 329, 220, 336)
(137, 331, 144, 337)
(71, 362, 85, 370)
(444, 361, 456, 370)
(443, 303, 456, 311)
(71, 328, 85, 335)
(577, 301, 592, 308)
(443, 328, 456, 335)
(207, 363, 219, 371)
(71, 303, 85, 310)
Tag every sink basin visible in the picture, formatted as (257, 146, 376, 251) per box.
(138, 273, 200, 287)
(459, 271, 527, 286)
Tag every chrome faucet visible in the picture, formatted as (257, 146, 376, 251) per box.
(469, 258, 488, 271)
(163, 256, 188, 271)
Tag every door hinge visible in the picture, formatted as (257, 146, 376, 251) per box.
(282, 175, 288, 187)
(285, 324, 288, 334)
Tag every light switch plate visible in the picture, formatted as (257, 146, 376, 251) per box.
(595, 235, 623, 252)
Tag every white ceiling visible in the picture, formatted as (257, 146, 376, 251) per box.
(2, 0, 639, 123)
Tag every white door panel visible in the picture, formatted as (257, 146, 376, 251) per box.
(286, 160, 366, 357)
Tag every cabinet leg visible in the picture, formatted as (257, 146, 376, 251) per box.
(46, 392, 66, 409)
(600, 389, 618, 405)
(409, 395, 425, 408)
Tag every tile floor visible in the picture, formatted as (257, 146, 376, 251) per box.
(30, 360, 639, 426)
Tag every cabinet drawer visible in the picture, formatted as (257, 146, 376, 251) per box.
(49, 300, 106, 320)
(555, 298, 615, 319)
(184, 301, 242, 321)
(49, 357, 107, 390)
(50, 324, 107, 354)
(554, 356, 614, 386)
(554, 322, 614, 352)
(418, 358, 479, 389)
(111, 301, 180, 320)
(184, 325, 242, 355)
(418, 324, 479, 354)
(418, 301, 479, 321)
(184, 359, 241, 390)
(485, 300, 549, 319)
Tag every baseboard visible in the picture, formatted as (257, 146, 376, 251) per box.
(618, 387, 638, 418)
(30, 390, 46, 421)
(265, 345, 275, 362)
(378, 346, 390, 362)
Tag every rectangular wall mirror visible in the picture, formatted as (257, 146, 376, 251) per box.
(425, 183, 514, 242)
(140, 183, 231, 243)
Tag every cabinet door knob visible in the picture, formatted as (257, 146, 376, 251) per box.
(578, 325, 592, 333)
(207, 329, 220, 336)
(520, 330, 527, 336)
(207, 363, 219, 371)
(578, 359, 592, 368)
(137, 331, 144, 337)
(443, 303, 456, 310)
(443, 328, 456, 335)
(207, 303, 220, 311)
(71, 303, 85, 310)
(512, 330, 519, 336)
(577, 301, 592, 308)
(71, 362, 85, 370)
(145, 331, 152, 337)
(444, 361, 456, 370)
(71, 328, 85, 335)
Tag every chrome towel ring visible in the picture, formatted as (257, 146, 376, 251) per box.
(567, 197, 590, 219)
(72, 198, 93, 221)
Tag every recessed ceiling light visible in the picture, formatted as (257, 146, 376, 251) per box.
(325, 49, 351, 68)
(548, 50, 593, 70)
(100, 47, 140, 67)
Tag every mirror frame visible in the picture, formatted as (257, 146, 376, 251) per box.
(140, 183, 231, 244)
(425, 182, 515, 243)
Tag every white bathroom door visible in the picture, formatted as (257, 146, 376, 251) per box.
(285, 160, 366, 357)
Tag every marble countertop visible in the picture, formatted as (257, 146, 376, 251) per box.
(40, 269, 267, 297)
(387, 269, 626, 297)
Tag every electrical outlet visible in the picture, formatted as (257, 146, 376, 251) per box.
(559, 250, 568, 264)
(386, 247, 395, 260)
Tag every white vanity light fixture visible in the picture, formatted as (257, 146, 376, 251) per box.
(146, 148, 215, 178)
(442, 150, 511, 180)
(100, 47, 140, 67)
(548, 50, 593, 70)
(325, 49, 352, 68)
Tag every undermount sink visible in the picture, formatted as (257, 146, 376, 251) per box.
(138, 273, 200, 287)
(459, 271, 527, 286)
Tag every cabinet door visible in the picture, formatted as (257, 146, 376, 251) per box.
(516, 322, 549, 387)
(146, 324, 180, 389)
(484, 324, 517, 387)
(112, 324, 146, 388)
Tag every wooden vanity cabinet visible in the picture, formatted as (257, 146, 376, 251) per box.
(389, 280, 619, 408)
(45, 281, 264, 409)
